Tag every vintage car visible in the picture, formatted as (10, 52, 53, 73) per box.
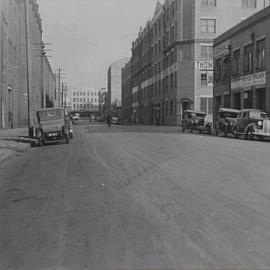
(72, 113, 80, 124)
(182, 110, 206, 132)
(215, 108, 240, 137)
(196, 114, 213, 134)
(232, 109, 270, 140)
(35, 108, 71, 145)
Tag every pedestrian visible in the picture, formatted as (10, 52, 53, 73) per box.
(107, 114, 111, 127)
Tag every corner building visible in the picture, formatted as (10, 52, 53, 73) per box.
(130, 0, 267, 125)
(214, 5, 270, 117)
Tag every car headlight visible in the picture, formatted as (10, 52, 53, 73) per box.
(258, 121, 263, 126)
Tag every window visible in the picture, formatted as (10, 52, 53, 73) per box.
(201, 73, 208, 86)
(242, 0, 257, 8)
(201, 0, 216, 6)
(201, 71, 213, 86)
(222, 56, 229, 80)
(232, 49, 241, 76)
(256, 39, 265, 70)
(215, 58, 222, 81)
(201, 19, 216, 33)
(201, 45, 213, 59)
(243, 44, 253, 73)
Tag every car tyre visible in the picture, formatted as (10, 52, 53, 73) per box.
(246, 129, 254, 140)
(233, 127, 239, 139)
(224, 126, 228, 137)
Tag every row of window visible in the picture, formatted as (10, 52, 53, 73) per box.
(215, 38, 265, 81)
(73, 104, 98, 109)
(73, 98, 98, 103)
(201, 0, 258, 8)
(73, 92, 98, 96)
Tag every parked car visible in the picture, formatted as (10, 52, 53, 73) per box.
(232, 109, 270, 140)
(182, 110, 206, 132)
(35, 108, 70, 145)
(197, 114, 213, 134)
(111, 116, 119, 125)
(72, 113, 80, 124)
(215, 108, 240, 137)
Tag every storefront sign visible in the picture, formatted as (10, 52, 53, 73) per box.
(195, 61, 213, 70)
(231, 71, 266, 90)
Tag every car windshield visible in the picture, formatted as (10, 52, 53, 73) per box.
(221, 112, 238, 118)
(37, 109, 64, 121)
(250, 111, 264, 119)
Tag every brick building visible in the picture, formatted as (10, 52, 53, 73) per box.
(0, 0, 56, 129)
(126, 0, 268, 126)
(121, 60, 132, 124)
(214, 5, 270, 118)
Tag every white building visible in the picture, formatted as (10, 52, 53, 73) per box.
(71, 87, 99, 111)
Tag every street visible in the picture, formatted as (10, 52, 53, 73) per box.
(1, 123, 270, 270)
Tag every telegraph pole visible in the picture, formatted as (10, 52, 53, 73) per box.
(24, 0, 34, 137)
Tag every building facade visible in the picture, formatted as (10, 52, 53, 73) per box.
(72, 88, 99, 111)
(107, 57, 129, 114)
(0, 0, 56, 129)
(121, 60, 132, 124)
(128, 0, 268, 126)
(213, 5, 270, 119)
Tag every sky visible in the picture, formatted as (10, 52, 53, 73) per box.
(38, 0, 159, 94)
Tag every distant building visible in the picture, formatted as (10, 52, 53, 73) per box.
(214, 5, 270, 119)
(71, 88, 99, 111)
(129, 0, 268, 125)
(0, 0, 55, 129)
(106, 57, 129, 114)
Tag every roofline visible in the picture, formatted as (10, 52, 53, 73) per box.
(214, 5, 270, 47)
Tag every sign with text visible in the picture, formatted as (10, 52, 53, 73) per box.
(195, 61, 213, 70)
(231, 71, 266, 90)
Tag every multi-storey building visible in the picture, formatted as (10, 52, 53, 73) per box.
(72, 88, 99, 111)
(0, 0, 56, 129)
(128, 0, 267, 125)
(107, 57, 129, 114)
(214, 5, 270, 119)
(121, 60, 132, 124)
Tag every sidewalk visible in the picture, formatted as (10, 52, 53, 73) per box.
(0, 128, 32, 165)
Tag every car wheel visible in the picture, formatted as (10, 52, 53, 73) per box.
(259, 136, 264, 141)
(233, 127, 238, 139)
(246, 129, 254, 140)
(224, 126, 228, 137)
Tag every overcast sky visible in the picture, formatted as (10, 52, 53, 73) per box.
(38, 0, 159, 94)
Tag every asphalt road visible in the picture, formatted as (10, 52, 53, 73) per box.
(1, 123, 270, 270)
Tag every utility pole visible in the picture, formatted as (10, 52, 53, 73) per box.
(24, 0, 34, 137)
(56, 68, 65, 107)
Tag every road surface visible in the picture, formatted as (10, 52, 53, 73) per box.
(1, 123, 270, 270)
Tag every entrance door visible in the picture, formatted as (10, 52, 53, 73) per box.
(256, 88, 266, 111)
(182, 102, 190, 119)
